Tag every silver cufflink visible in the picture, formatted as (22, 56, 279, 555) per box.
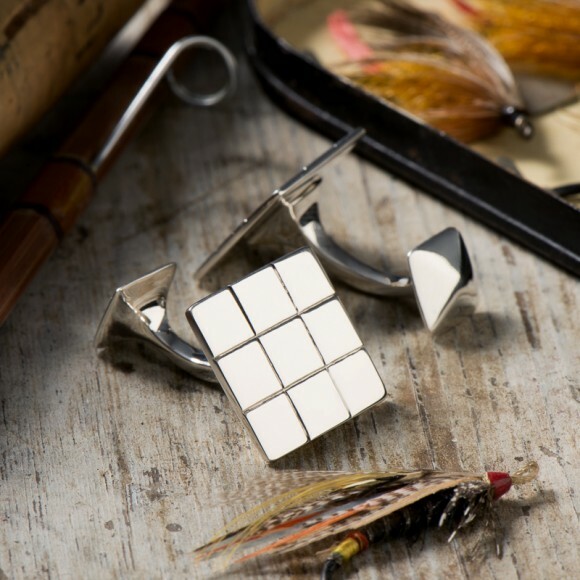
(194, 129, 477, 334)
(96, 130, 476, 459)
(96, 248, 386, 461)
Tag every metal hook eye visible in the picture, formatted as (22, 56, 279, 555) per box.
(91, 35, 236, 173)
(166, 36, 237, 107)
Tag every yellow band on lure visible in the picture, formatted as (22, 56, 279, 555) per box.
(331, 537, 362, 563)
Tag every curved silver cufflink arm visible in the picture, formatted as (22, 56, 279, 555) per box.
(298, 203, 412, 296)
(95, 263, 216, 382)
(195, 129, 477, 333)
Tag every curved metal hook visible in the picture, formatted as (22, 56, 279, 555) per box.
(298, 204, 412, 296)
(92, 35, 236, 173)
(166, 36, 237, 107)
(95, 263, 215, 382)
(297, 205, 475, 332)
(195, 130, 411, 296)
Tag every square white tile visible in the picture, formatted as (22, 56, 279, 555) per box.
(329, 351, 385, 415)
(260, 319, 323, 386)
(288, 371, 349, 438)
(232, 266, 296, 334)
(188, 289, 254, 356)
(275, 251, 334, 311)
(246, 395, 307, 461)
(218, 341, 282, 410)
(302, 299, 362, 363)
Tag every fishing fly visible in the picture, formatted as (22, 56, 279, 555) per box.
(452, 0, 580, 81)
(326, 0, 533, 142)
(195, 462, 539, 578)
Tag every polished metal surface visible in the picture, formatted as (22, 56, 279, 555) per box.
(95, 263, 215, 382)
(187, 248, 386, 461)
(299, 204, 411, 296)
(194, 129, 477, 332)
(193, 129, 365, 282)
(92, 36, 236, 173)
(408, 228, 478, 334)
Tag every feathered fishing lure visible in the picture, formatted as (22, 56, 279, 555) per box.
(327, 0, 533, 142)
(195, 462, 539, 578)
(452, 0, 580, 80)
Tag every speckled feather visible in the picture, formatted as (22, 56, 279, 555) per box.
(195, 469, 483, 563)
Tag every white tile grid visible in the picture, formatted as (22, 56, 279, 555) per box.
(238, 298, 382, 458)
(190, 251, 385, 460)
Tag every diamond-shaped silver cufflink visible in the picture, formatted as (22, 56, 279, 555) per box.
(407, 227, 476, 333)
(194, 129, 477, 334)
(96, 248, 386, 461)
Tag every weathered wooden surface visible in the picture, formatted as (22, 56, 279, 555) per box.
(0, 11, 578, 580)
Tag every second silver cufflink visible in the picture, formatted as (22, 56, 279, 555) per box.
(96, 248, 386, 461)
(194, 129, 477, 334)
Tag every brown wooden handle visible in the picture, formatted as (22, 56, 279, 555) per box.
(21, 163, 96, 234)
(0, 211, 60, 325)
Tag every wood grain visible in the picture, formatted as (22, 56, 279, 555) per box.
(0, 0, 147, 156)
(0, 9, 578, 580)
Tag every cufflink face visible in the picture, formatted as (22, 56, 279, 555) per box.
(186, 248, 386, 461)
